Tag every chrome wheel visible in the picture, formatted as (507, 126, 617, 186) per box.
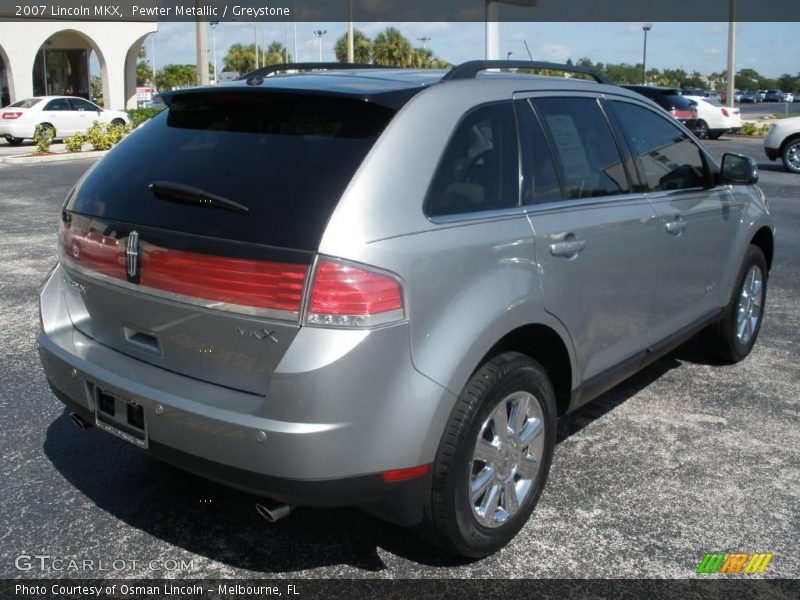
(736, 265, 763, 345)
(469, 391, 544, 528)
(784, 140, 800, 172)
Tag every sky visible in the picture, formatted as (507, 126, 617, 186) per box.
(123, 21, 799, 79)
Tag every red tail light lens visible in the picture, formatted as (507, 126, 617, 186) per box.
(140, 245, 308, 314)
(306, 259, 404, 328)
(382, 464, 431, 482)
(722, 108, 730, 117)
(2, 111, 23, 120)
(59, 222, 126, 280)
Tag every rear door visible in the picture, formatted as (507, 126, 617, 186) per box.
(68, 97, 100, 133)
(61, 90, 396, 395)
(518, 95, 659, 387)
(607, 98, 741, 340)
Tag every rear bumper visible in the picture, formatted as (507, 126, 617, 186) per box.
(0, 122, 33, 139)
(765, 146, 781, 161)
(37, 265, 456, 525)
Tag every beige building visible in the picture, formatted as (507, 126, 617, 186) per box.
(0, 20, 157, 109)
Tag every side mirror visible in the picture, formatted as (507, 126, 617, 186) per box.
(720, 153, 758, 185)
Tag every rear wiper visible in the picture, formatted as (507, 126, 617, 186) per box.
(148, 181, 250, 214)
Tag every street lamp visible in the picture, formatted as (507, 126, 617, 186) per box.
(417, 36, 431, 50)
(507, 51, 513, 60)
(313, 29, 327, 62)
(210, 21, 219, 84)
(642, 23, 652, 85)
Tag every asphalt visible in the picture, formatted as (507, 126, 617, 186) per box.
(0, 136, 797, 579)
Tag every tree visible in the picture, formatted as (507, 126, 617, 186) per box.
(263, 41, 291, 66)
(154, 64, 197, 90)
(372, 27, 414, 67)
(334, 29, 372, 63)
(735, 68, 761, 91)
(223, 43, 258, 75)
(136, 61, 153, 86)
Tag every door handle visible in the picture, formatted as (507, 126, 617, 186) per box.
(549, 239, 586, 258)
(665, 219, 687, 235)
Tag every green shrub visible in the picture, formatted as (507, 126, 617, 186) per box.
(107, 123, 133, 145)
(86, 121, 114, 151)
(65, 132, 84, 153)
(124, 107, 162, 128)
(740, 122, 771, 137)
(33, 124, 54, 153)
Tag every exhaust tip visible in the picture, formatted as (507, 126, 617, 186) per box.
(69, 412, 93, 429)
(255, 501, 293, 523)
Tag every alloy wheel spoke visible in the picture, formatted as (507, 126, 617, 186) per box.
(518, 419, 543, 447)
(471, 466, 495, 502)
(474, 438, 500, 464)
(511, 394, 530, 435)
(503, 480, 519, 514)
(516, 455, 539, 480)
(481, 483, 501, 521)
(492, 403, 510, 443)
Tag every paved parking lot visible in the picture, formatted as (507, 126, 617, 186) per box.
(0, 136, 797, 579)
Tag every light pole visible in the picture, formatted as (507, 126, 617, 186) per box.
(210, 21, 219, 84)
(347, 0, 354, 62)
(313, 29, 327, 62)
(726, 0, 736, 108)
(417, 36, 431, 50)
(507, 51, 513, 60)
(641, 23, 652, 85)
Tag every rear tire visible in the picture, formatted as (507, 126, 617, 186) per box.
(707, 131, 723, 140)
(111, 118, 126, 127)
(36, 123, 55, 140)
(781, 137, 800, 174)
(694, 120, 709, 139)
(417, 352, 556, 558)
(4, 136, 23, 145)
(704, 245, 768, 363)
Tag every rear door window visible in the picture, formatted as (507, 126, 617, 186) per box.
(69, 98, 99, 111)
(65, 91, 396, 251)
(516, 100, 563, 205)
(425, 101, 520, 217)
(610, 100, 711, 191)
(532, 97, 630, 200)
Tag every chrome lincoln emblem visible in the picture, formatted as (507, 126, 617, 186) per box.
(126, 231, 140, 279)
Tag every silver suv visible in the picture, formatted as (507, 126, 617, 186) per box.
(37, 61, 774, 557)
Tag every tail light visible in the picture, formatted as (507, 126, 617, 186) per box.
(2, 111, 23, 119)
(59, 221, 127, 280)
(722, 108, 730, 117)
(306, 259, 405, 328)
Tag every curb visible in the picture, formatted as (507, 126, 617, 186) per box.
(1, 150, 108, 165)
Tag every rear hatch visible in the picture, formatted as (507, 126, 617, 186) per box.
(60, 88, 396, 395)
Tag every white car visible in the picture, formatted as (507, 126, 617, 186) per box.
(765, 116, 800, 173)
(0, 96, 131, 145)
(685, 96, 742, 139)
(783, 92, 795, 103)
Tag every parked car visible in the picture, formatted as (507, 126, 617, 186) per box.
(704, 91, 722, 102)
(765, 116, 800, 173)
(740, 91, 762, 104)
(37, 61, 774, 558)
(782, 92, 795, 103)
(764, 90, 784, 103)
(732, 90, 743, 103)
(757, 90, 768, 101)
(622, 85, 700, 133)
(0, 96, 131, 145)
(685, 96, 742, 138)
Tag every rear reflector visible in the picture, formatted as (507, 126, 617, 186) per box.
(381, 464, 431, 482)
(306, 259, 404, 328)
(1, 112, 22, 120)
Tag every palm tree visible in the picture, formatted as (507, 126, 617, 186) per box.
(372, 27, 414, 67)
(263, 42, 291, 65)
(223, 43, 258, 75)
(334, 29, 372, 63)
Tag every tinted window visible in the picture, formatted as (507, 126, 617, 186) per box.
(426, 102, 519, 217)
(44, 98, 71, 111)
(66, 91, 395, 251)
(611, 101, 711, 191)
(532, 97, 629, 200)
(516, 100, 562, 205)
(69, 98, 98, 111)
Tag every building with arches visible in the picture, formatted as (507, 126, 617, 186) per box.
(0, 20, 158, 109)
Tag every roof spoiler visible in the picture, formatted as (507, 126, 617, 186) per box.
(239, 62, 396, 80)
(442, 60, 612, 84)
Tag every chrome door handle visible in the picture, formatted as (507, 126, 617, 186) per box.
(549, 239, 586, 258)
(665, 220, 687, 235)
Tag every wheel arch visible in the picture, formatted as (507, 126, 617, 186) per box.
(474, 324, 574, 417)
(780, 132, 800, 153)
(750, 226, 774, 272)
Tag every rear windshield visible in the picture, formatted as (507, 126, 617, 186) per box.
(9, 98, 42, 108)
(66, 91, 395, 251)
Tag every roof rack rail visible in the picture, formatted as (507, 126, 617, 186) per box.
(442, 60, 612, 85)
(239, 62, 395, 80)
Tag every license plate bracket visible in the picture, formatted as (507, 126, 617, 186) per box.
(94, 388, 148, 449)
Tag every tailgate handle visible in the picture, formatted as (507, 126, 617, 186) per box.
(123, 327, 161, 354)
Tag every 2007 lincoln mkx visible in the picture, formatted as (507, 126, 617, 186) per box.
(37, 61, 774, 557)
